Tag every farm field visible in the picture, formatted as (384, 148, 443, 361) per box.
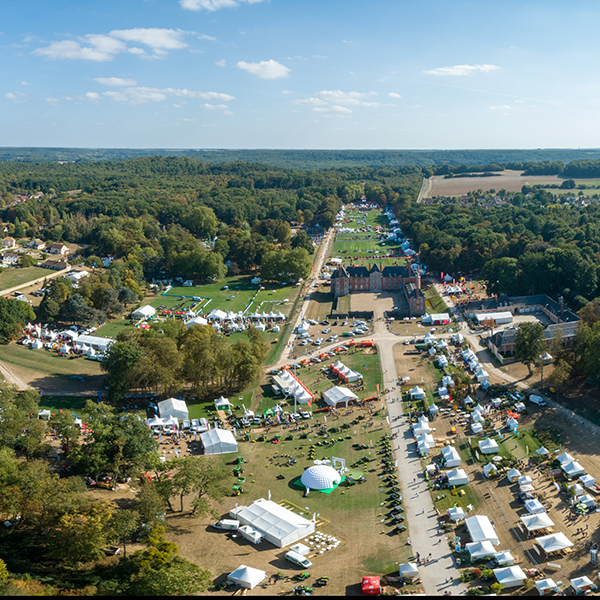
(0, 266, 52, 292)
(425, 170, 569, 197)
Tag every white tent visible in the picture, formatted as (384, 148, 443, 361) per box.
(521, 513, 554, 533)
(230, 498, 315, 547)
(464, 395, 474, 405)
(494, 566, 527, 588)
(227, 565, 266, 589)
(409, 386, 425, 399)
(535, 446, 549, 456)
(483, 463, 497, 478)
(147, 415, 165, 428)
(556, 452, 575, 467)
(494, 550, 515, 566)
(535, 532, 574, 554)
(569, 483, 585, 498)
(289, 542, 310, 556)
(520, 483, 535, 493)
(441, 446, 461, 467)
(412, 415, 431, 434)
(580, 474, 595, 488)
(200, 428, 238, 455)
(437, 387, 448, 396)
(239, 525, 263, 545)
(446, 468, 469, 486)
(438, 355, 448, 367)
(37, 409, 51, 419)
(466, 540, 496, 560)
(132, 305, 155, 319)
(525, 499, 546, 515)
(506, 417, 519, 430)
(447, 506, 466, 522)
(518, 475, 533, 487)
(507, 468, 521, 482)
(535, 578, 558, 595)
(187, 316, 208, 327)
(471, 422, 483, 434)
(158, 398, 189, 421)
(429, 403, 439, 417)
(301, 465, 341, 490)
(31, 338, 44, 349)
(215, 396, 232, 410)
(323, 386, 358, 408)
(207, 308, 227, 321)
(399, 562, 419, 579)
(442, 375, 454, 388)
(570, 576, 595, 593)
(578, 494, 596, 509)
(331, 360, 361, 382)
(60, 343, 71, 354)
(465, 515, 499, 545)
(563, 460, 585, 477)
(478, 437, 499, 454)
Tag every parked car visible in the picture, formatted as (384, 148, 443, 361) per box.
(299, 409, 310, 419)
(191, 418, 200, 431)
(285, 550, 313, 569)
(181, 419, 191, 430)
(322, 327, 331, 334)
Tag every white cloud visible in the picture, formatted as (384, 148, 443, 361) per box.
(423, 64, 501, 76)
(312, 105, 353, 114)
(293, 97, 326, 106)
(6, 92, 27, 103)
(94, 77, 138, 87)
(489, 105, 512, 110)
(181, 0, 264, 11)
(109, 28, 188, 50)
(237, 59, 290, 79)
(33, 28, 190, 61)
(316, 90, 377, 106)
(388, 92, 402, 98)
(85, 92, 100, 100)
(103, 86, 235, 105)
(215, 59, 226, 67)
(21, 81, 32, 86)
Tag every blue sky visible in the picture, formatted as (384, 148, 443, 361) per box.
(3, 0, 600, 149)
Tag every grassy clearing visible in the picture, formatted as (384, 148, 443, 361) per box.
(38, 395, 94, 414)
(1, 343, 103, 377)
(0, 266, 51, 291)
(431, 484, 482, 513)
(424, 286, 449, 314)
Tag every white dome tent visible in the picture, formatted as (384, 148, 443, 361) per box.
(227, 565, 266, 589)
(158, 398, 189, 421)
(200, 428, 238, 455)
(300, 465, 342, 492)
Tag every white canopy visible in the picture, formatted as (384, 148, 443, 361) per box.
(521, 513, 554, 532)
(571, 576, 595, 592)
(447, 506, 466, 521)
(37, 409, 51, 419)
(214, 396, 232, 410)
(556, 452, 575, 467)
(446, 468, 469, 486)
(323, 386, 358, 407)
(563, 460, 585, 477)
(147, 415, 165, 428)
(535, 532, 574, 554)
(525, 499, 546, 514)
(465, 515, 499, 545)
(230, 498, 315, 548)
(535, 578, 558, 594)
(158, 398, 189, 421)
(483, 463, 497, 478)
(200, 428, 238, 455)
(399, 562, 419, 578)
(494, 566, 527, 588)
(478, 437, 499, 454)
(132, 304, 155, 319)
(228, 565, 266, 589)
(207, 308, 227, 321)
(471, 422, 483, 434)
(520, 483, 535, 493)
(580, 474, 595, 488)
(187, 316, 208, 327)
(60, 344, 71, 354)
(518, 475, 533, 486)
(331, 360, 362, 382)
(409, 386, 425, 398)
(289, 542, 310, 556)
(578, 494, 596, 508)
(569, 483, 585, 498)
(494, 550, 515, 566)
(507, 468, 521, 482)
(441, 446, 461, 467)
(535, 446, 549, 456)
(31, 339, 44, 349)
(442, 375, 454, 387)
(466, 540, 496, 559)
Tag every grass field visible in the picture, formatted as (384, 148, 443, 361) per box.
(0, 266, 50, 292)
(424, 286, 450, 314)
(1, 343, 104, 377)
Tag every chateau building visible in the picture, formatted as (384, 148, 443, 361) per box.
(331, 262, 425, 315)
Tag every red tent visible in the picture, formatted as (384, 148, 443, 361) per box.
(361, 576, 381, 595)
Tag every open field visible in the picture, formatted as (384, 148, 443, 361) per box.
(425, 170, 572, 197)
(0, 266, 51, 292)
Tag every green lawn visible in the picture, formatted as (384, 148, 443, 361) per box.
(431, 483, 482, 513)
(0, 266, 51, 292)
(1, 343, 104, 377)
(424, 286, 450, 314)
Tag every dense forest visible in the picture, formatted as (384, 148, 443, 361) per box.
(3, 147, 600, 170)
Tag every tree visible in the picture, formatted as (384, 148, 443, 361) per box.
(126, 527, 212, 596)
(106, 508, 140, 557)
(260, 247, 311, 283)
(291, 230, 314, 254)
(0, 297, 36, 343)
(19, 254, 34, 268)
(514, 322, 546, 375)
(102, 340, 145, 398)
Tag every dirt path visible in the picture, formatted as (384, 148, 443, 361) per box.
(0, 359, 32, 389)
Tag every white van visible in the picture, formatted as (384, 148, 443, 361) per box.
(285, 550, 313, 568)
(212, 519, 240, 531)
(529, 394, 547, 406)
